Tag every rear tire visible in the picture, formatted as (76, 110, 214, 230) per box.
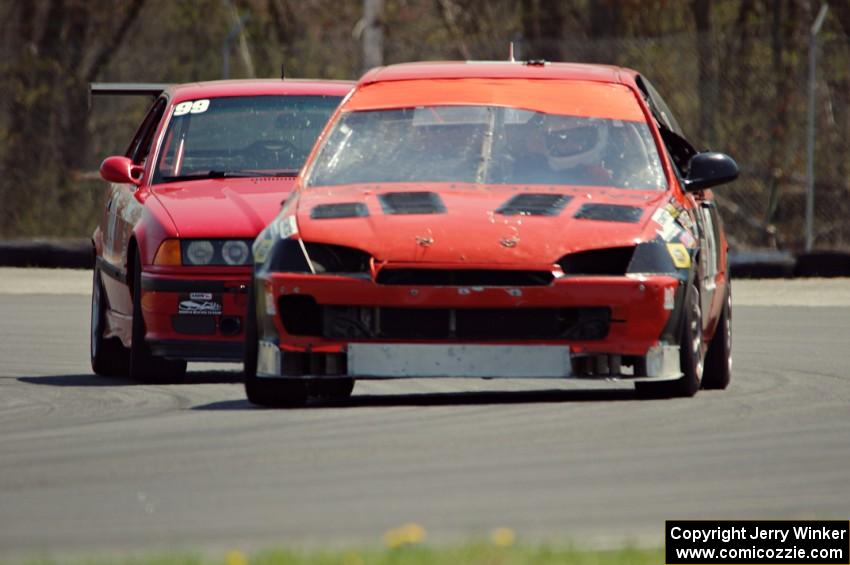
(702, 284, 732, 390)
(90, 265, 130, 377)
(636, 282, 703, 398)
(129, 254, 187, 383)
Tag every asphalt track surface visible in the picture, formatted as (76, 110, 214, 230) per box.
(1, 269, 849, 558)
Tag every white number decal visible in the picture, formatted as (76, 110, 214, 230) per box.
(190, 99, 209, 114)
(173, 99, 210, 116)
(173, 101, 192, 116)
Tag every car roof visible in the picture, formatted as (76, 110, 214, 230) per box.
(167, 79, 354, 103)
(359, 61, 639, 86)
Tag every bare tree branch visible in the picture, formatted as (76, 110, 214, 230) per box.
(85, 0, 147, 83)
(436, 0, 471, 59)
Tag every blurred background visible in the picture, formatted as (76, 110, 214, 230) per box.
(1, 0, 848, 253)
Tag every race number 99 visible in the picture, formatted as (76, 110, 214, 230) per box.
(173, 99, 210, 116)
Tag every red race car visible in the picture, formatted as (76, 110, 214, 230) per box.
(245, 61, 738, 406)
(90, 78, 353, 382)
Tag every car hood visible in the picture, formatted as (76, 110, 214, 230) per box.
(295, 183, 671, 265)
(152, 177, 295, 238)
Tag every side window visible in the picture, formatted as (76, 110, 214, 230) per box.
(635, 76, 697, 175)
(125, 97, 168, 165)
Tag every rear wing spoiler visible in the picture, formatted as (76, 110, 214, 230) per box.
(89, 82, 171, 107)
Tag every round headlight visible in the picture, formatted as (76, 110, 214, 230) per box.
(222, 240, 250, 265)
(185, 240, 215, 265)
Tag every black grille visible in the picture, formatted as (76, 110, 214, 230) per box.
(378, 191, 446, 215)
(496, 193, 572, 216)
(574, 204, 644, 223)
(376, 269, 554, 286)
(282, 305, 610, 341)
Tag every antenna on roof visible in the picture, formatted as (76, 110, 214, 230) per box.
(508, 41, 516, 62)
(280, 64, 285, 80)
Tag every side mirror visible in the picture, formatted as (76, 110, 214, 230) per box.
(683, 152, 739, 192)
(100, 156, 144, 185)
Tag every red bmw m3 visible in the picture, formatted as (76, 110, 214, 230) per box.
(90, 79, 352, 382)
(244, 61, 737, 406)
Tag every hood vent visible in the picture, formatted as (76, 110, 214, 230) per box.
(310, 202, 369, 219)
(574, 204, 643, 223)
(496, 193, 572, 216)
(379, 191, 447, 215)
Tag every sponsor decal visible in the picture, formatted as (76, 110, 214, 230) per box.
(666, 243, 692, 269)
(653, 206, 682, 241)
(178, 293, 222, 315)
(677, 210, 695, 231)
(679, 229, 697, 248)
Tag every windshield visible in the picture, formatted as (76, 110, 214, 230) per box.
(306, 105, 666, 190)
(153, 95, 342, 183)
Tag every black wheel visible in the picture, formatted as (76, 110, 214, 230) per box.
(90, 265, 130, 377)
(245, 376, 309, 407)
(242, 281, 308, 407)
(702, 284, 732, 390)
(637, 282, 703, 398)
(310, 378, 355, 400)
(129, 254, 187, 383)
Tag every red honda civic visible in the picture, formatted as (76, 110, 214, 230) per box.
(90, 78, 352, 382)
(245, 61, 737, 405)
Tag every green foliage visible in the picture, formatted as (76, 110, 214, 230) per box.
(5, 544, 664, 565)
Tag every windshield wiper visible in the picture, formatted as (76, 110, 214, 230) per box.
(161, 170, 298, 182)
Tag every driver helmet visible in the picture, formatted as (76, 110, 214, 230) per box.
(542, 115, 609, 171)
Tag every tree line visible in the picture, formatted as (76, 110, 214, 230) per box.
(1, 0, 849, 250)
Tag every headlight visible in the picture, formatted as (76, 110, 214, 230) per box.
(185, 241, 214, 265)
(222, 240, 250, 265)
(181, 239, 253, 266)
(266, 240, 371, 274)
(557, 246, 634, 275)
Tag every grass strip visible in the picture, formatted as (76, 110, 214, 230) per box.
(12, 543, 663, 565)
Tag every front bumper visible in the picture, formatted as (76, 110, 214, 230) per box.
(254, 272, 685, 380)
(140, 269, 250, 362)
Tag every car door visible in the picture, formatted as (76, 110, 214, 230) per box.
(101, 96, 168, 315)
(635, 75, 725, 329)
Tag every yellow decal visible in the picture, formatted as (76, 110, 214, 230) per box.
(667, 243, 692, 269)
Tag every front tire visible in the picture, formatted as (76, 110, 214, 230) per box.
(310, 378, 355, 400)
(637, 282, 703, 398)
(243, 284, 309, 407)
(90, 265, 130, 377)
(129, 254, 187, 383)
(245, 376, 309, 407)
